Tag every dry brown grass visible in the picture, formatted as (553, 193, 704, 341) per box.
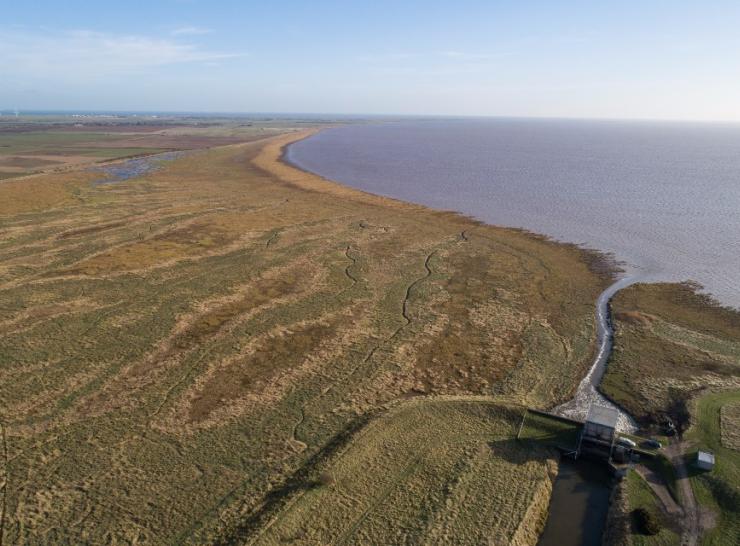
(614, 310, 654, 326)
(0, 128, 611, 545)
(244, 400, 556, 546)
(602, 283, 740, 427)
(187, 317, 342, 423)
(720, 401, 740, 451)
(0, 171, 92, 214)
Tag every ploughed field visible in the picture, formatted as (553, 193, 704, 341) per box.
(0, 130, 609, 544)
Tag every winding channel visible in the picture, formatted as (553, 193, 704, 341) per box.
(285, 132, 640, 432)
(554, 276, 640, 432)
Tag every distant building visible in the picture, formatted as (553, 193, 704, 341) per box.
(583, 404, 618, 446)
(696, 451, 715, 471)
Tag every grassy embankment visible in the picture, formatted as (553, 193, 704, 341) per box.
(601, 283, 740, 544)
(517, 410, 580, 452)
(686, 390, 740, 545)
(623, 472, 681, 545)
(247, 400, 556, 546)
(0, 129, 609, 544)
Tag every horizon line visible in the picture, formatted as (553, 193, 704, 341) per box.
(2, 109, 740, 125)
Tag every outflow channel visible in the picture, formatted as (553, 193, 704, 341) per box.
(554, 276, 639, 433)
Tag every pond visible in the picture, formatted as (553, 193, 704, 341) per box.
(91, 151, 185, 184)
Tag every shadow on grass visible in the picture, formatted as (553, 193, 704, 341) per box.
(680, 453, 740, 516)
(696, 474, 740, 515)
(488, 438, 553, 465)
(212, 410, 378, 546)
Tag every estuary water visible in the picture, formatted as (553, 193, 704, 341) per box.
(287, 119, 740, 309)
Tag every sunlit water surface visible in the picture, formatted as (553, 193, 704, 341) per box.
(288, 119, 740, 309)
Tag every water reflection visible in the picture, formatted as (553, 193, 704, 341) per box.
(91, 151, 184, 184)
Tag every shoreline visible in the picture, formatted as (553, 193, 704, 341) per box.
(265, 129, 622, 284)
(2, 124, 737, 545)
(275, 129, 739, 425)
(271, 129, 639, 414)
(281, 124, 740, 313)
(260, 131, 635, 546)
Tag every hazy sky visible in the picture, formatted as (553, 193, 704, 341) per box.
(3, 1, 740, 120)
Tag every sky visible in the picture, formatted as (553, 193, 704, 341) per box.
(2, 0, 740, 121)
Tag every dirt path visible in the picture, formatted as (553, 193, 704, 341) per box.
(635, 465, 682, 515)
(666, 440, 701, 546)
(554, 276, 639, 432)
(635, 440, 702, 544)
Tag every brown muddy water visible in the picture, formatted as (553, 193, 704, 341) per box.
(287, 119, 740, 309)
(538, 459, 614, 546)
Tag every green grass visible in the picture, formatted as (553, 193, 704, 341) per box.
(0, 131, 123, 154)
(644, 454, 680, 503)
(624, 471, 680, 545)
(686, 390, 740, 545)
(518, 410, 581, 451)
(601, 283, 740, 428)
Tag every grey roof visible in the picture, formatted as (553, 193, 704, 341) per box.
(697, 451, 715, 464)
(585, 404, 619, 429)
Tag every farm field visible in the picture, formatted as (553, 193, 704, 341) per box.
(0, 127, 612, 544)
(0, 116, 312, 179)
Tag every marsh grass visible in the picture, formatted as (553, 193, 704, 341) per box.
(0, 131, 611, 544)
(602, 284, 740, 427)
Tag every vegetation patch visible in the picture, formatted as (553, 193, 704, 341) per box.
(719, 401, 740, 451)
(686, 390, 740, 545)
(601, 283, 740, 428)
(0, 129, 612, 544)
(623, 472, 679, 544)
(186, 316, 343, 424)
(169, 265, 317, 355)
